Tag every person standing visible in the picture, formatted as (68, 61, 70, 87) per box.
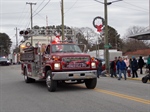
(124, 57, 130, 68)
(129, 58, 133, 74)
(124, 57, 130, 77)
(97, 59, 102, 78)
(116, 56, 121, 75)
(101, 64, 107, 77)
(117, 57, 127, 80)
(147, 55, 150, 72)
(110, 57, 117, 78)
(131, 56, 138, 78)
(138, 56, 145, 74)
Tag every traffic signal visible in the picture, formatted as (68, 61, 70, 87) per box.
(24, 31, 29, 35)
(20, 31, 24, 35)
(19, 30, 30, 36)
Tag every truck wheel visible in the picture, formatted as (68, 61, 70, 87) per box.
(142, 77, 148, 83)
(85, 78, 97, 89)
(24, 68, 35, 83)
(46, 70, 57, 92)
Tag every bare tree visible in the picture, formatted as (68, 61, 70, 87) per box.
(122, 26, 150, 53)
(80, 27, 100, 45)
(72, 27, 101, 51)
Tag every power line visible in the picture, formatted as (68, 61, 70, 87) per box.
(16, 5, 28, 28)
(123, 1, 148, 12)
(0, 11, 29, 15)
(94, 0, 123, 5)
(112, 3, 148, 13)
(33, 0, 46, 14)
(0, 3, 114, 15)
(64, 0, 79, 14)
(33, 0, 51, 17)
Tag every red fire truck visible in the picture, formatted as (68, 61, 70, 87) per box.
(20, 40, 98, 92)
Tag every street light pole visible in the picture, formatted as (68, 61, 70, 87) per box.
(26, 2, 36, 46)
(104, 0, 109, 74)
(61, 0, 65, 41)
(15, 27, 19, 48)
(94, 0, 123, 74)
(149, 0, 150, 29)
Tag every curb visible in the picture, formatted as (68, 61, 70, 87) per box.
(127, 77, 141, 81)
(105, 74, 142, 81)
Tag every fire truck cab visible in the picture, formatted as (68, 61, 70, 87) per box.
(20, 41, 98, 92)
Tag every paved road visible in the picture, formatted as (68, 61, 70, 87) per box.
(0, 65, 150, 112)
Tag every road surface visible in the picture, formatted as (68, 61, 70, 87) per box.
(0, 65, 149, 112)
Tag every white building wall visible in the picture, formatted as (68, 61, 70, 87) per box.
(87, 49, 122, 61)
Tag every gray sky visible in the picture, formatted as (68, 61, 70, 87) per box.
(0, 0, 149, 47)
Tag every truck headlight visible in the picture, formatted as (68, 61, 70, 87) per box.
(91, 62, 96, 68)
(54, 63, 60, 70)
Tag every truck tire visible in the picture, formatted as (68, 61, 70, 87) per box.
(85, 78, 97, 89)
(24, 68, 35, 83)
(46, 70, 57, 92)
(142, 77, 148, 83)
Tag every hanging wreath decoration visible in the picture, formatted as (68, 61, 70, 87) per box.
(93, 16, 105, 32)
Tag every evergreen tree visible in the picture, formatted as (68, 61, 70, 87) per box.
(0, 33, 12, 56)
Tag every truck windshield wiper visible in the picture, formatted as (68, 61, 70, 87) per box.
(55, 51, 67, 53)
(67, 50, 75, 52)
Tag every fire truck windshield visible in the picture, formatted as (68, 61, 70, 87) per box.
(52, 44, 82, 53)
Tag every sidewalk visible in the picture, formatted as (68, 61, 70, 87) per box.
(127, 68, 147, 81)
(106, 68, 148, 81)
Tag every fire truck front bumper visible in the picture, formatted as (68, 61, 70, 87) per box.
(51, 70, 97, 80)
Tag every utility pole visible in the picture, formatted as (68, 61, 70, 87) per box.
(15, 27, 19, 47)
(26, 2, 36, 46)
(46, 16, 50, 42)
(104, 0, 109, 73)
(61, 0, 65, 41)
(149, 0, 150, 29)
(94, 0, 122, 74)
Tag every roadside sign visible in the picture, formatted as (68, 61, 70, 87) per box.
(104, 45, 110, 48)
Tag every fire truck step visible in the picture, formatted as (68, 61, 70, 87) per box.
(80, 73, 85, 76)
(69, 74, 73, 77)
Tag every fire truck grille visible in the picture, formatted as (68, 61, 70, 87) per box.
(62, 57, 90, 69)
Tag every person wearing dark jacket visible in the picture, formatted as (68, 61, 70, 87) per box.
(131, 56, 138, 78)
(147, 55, 150, 72)
(117, 57, 127, 80)
(110, 57, 117, 78)
(97, 59, 102, 78)
(138, 56, 145, 74)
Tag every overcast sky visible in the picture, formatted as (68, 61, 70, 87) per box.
(0, 0, 149, 47)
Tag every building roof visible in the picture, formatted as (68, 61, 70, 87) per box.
(124, 49, 150, 57)
(128, 30, 150, 40)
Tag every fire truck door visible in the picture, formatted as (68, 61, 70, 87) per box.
(45, 45, 50, 54)
(43, 45, 51, 64)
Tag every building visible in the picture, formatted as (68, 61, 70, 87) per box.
(87, 49, 122, 61)
(124, 49, 150, 58)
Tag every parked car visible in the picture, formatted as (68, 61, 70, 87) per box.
(0, 57, 11, 66)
